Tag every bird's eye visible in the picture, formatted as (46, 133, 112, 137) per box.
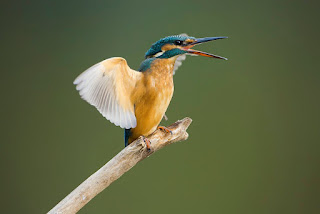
(174, 40, 183, 45)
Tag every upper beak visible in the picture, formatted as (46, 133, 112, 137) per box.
(185, 36, 228, 60)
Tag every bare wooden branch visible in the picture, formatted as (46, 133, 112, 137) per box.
(48, 117, 192, 214)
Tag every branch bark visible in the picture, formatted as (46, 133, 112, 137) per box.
(48, 117, 192, 214)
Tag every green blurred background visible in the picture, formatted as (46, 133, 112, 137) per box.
(1, 0, 319, 213)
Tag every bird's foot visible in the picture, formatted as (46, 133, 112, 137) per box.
(143, 136, 151, 151)
(158, 126, 173, 135)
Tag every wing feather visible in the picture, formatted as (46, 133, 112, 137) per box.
(74, 57, 142, 129)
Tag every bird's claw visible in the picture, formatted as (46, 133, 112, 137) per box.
(143, 136, 151, 151)
(158, 126, 173, 135)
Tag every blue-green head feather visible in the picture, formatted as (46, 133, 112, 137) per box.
(139, 34, 228, 71)
(145, 34, 196, 59)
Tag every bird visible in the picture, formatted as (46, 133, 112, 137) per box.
(73, 34, 227, 149)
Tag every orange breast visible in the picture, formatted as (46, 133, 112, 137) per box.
(128, 59, 175, 143)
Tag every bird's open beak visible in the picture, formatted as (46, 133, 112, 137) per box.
(183, 36, 228, 60)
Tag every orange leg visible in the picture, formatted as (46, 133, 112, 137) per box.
(143, 136, 151, 151)
(158, 126, 173, 134)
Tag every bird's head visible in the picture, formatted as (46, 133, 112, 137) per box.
(145, 34, 227, 60)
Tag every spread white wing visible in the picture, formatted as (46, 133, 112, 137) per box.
(74, 57, 142, 129)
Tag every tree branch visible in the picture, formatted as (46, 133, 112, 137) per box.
(48, 117, 192, 214)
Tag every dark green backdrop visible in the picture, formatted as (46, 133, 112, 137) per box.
(1, 0, 319, 213)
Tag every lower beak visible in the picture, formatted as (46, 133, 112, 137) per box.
(187, 49, 228, 60)
(185, 36, 228, 60)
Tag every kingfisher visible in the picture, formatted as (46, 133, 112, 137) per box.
(74, 34, 227, 149)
